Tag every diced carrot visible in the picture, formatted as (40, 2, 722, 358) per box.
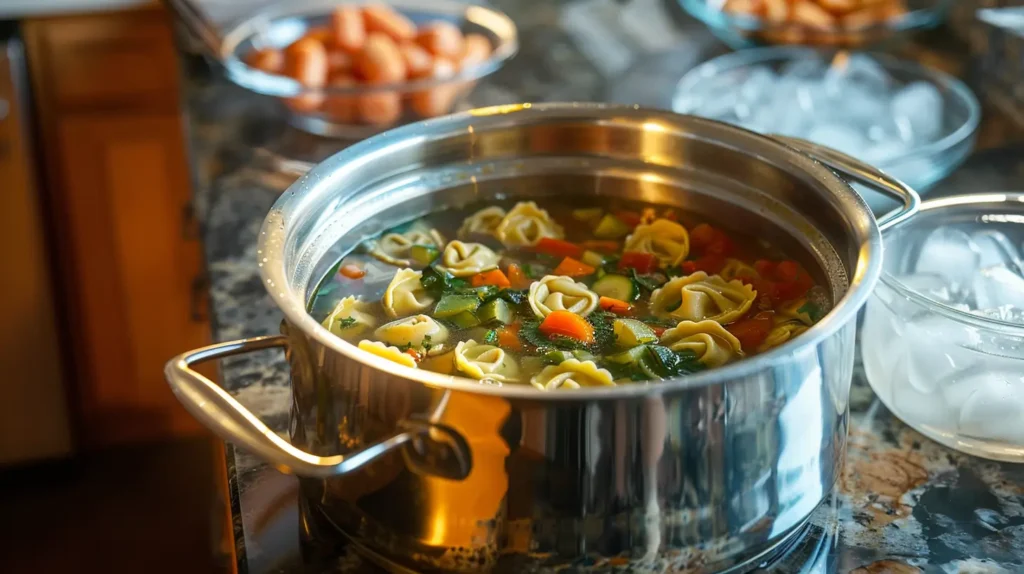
(618, 251, 659, 273)
(552, 257, 595, 277)
(339, 264, 366, 279)
(614, 210, 642, 227)
(403, 348, 422, 362)
(506, 264, 530, 289)
(599, 296, 632, 314)
(580, 240, 620, 254)
(727, 311, 774, 351)
(536, 237, 584, 259)
(539, 310, 594, 344)
(497, 323, 522, 350)
(470, 269, 511, 289)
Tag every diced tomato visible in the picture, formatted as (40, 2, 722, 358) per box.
(754, 259, 776, 278)
(727, 312, 774, 351)
(618, 251, 659, 274)
(614, 210, 642, 227)
(536, 237, 584, 259)
(651, 326, 667, 338)
(749, 277, 780, 306)
(685, 254, 726, 275)
(690, 223, 734, 257)
(339, 264, 366, 279)
(580, 240, 620, 254)
(753, 259, 813, 302)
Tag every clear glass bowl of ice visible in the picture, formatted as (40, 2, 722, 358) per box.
(861, 193, 1024, 462)
(673, 47, 980, 213)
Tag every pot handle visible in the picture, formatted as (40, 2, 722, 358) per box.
(164, 335, 471, 479)
(772, 136, 921, 232)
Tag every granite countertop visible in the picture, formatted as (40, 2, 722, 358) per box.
(175, 2, 1024, 572)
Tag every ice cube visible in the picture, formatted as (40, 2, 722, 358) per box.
(739, 66, 777, 103)
(824, 53, 891, 97)
(955, 372, 1024, 444)
(972, 305, 1024, 325)
(779, 55, 826, 80)
(973, 266, 1024, 310)
(906, 313, 983, 395)
(891, 353, 953, 429)
(806, 123, 868, 157)
(914, 228, 981, 288)
(861, 140, 910, 164)
(891, 81, 944, 143)
(971, 230, 1024, 273)
(898, 272, 967, 304)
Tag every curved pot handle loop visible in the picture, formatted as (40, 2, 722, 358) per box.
(164, 336, 471, 480)
(772, 135, 921, 232)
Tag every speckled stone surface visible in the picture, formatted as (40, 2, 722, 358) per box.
(175, 3, 1024, 572)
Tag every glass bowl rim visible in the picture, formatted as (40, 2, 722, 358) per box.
(672, 45, 981, 169)
(880, 192, 1024, 336)
(219, 0, 519, 97)
(679, 0, 953, 35)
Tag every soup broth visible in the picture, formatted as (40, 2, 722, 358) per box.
(309, 199, 830, 390)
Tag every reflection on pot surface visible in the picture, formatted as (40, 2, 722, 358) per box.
(166, 104, 918, 572)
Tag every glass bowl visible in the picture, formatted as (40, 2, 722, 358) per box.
(672, 47, 980, 213)
(680, 0, 953, 49)
(220, 0, 518, 139)
(861, 193, 1024, 462)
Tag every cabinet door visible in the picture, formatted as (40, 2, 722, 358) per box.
(57, 114, 209, 446)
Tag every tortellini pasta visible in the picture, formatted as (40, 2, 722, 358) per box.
(382, 269, 434, 318)
(374, 314, 449, 353)
(528, 275, 600, 318)
(440, 241, 501, 277)
(369, 225, 446, 266)
(759, 322, 809, 353)
(719, 258, 759, 282)
(650, 271, 757, 324)
(494, 201, 564, 247)
(531, 359, 615, 391)
(660, 320, 743, 367)
(357, 340, 417, 368)
(454, 340, 520, 382)
(778, 298, 815, 326)
(623, 219, 690, 267)
(458, 206, 506, 238)
(321, 296, 377, 336)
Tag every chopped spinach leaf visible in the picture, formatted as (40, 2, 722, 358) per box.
(522, 263, 546, 279)
(601, 255, 621, 274)
(336, 316, 358, 329)
(643, 346, 705, 378)
(664, 265, 685, 278)
(630, 269, 666, 292)
(495, 288, 529, 306)
(483, 329, 498, 345)
(798, 301, 825, 322)
(635, 315, 677, 328)
(420, 264, 468, 298)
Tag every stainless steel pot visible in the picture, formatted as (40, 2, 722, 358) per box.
(166, 104, 918, 573)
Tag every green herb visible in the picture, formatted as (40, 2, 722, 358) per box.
(495, 288, 529, 306)
(642, 346, 704, 379)
(422, 334, 433, 353)
(601, 255, 621, 274)
(635, 315, 677, 328)
(420, 264, 467, 298)
(587, 311, 617, 351)
(798, 301, 825, 322)
(336, 316, 358, 329)
(483, 329, 498, 345)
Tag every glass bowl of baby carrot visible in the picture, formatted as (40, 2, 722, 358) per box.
(221, 0, 518, 138)
(680, 0, 952, 49)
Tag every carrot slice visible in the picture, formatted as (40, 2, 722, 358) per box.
(552, 257, 595, 277)
(339, 264, 366, 279)
(539, 310, 594, 344)
(497, 323, 522, 350)
(599, 296, 632, 314)
(536, 237, 584, 259)
(470, 269, 511, 289)
(506, 264, 530, 289)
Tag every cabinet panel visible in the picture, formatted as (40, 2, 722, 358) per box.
(57, 113, 208, 446)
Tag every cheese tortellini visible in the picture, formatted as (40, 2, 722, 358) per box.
(759, 322, 809, 353)
(321, 296, 377, 336)
(374, 314, 449, 354)
(531, 359, 615, 391)
(494, 201, 564, 247)
(660, 320, 743, 367)
(650, 271, 757, 324)
(623, 219, 690, 267)
(382, 269, 434, 318)
(719, 258, 759, 282)
(440, 241, 501, 277)
(778, 298, 815, 326)
(369, 225, 446, 266)
(454, 340, 520, 382)
(528, 275, 600, 318)
(357, 340, 417, 368)
(458, 206, 506, 238)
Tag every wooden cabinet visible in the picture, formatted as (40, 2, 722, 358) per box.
(25, 8, 211, 447)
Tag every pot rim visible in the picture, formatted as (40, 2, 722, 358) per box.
(258, 102, 884, 400)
